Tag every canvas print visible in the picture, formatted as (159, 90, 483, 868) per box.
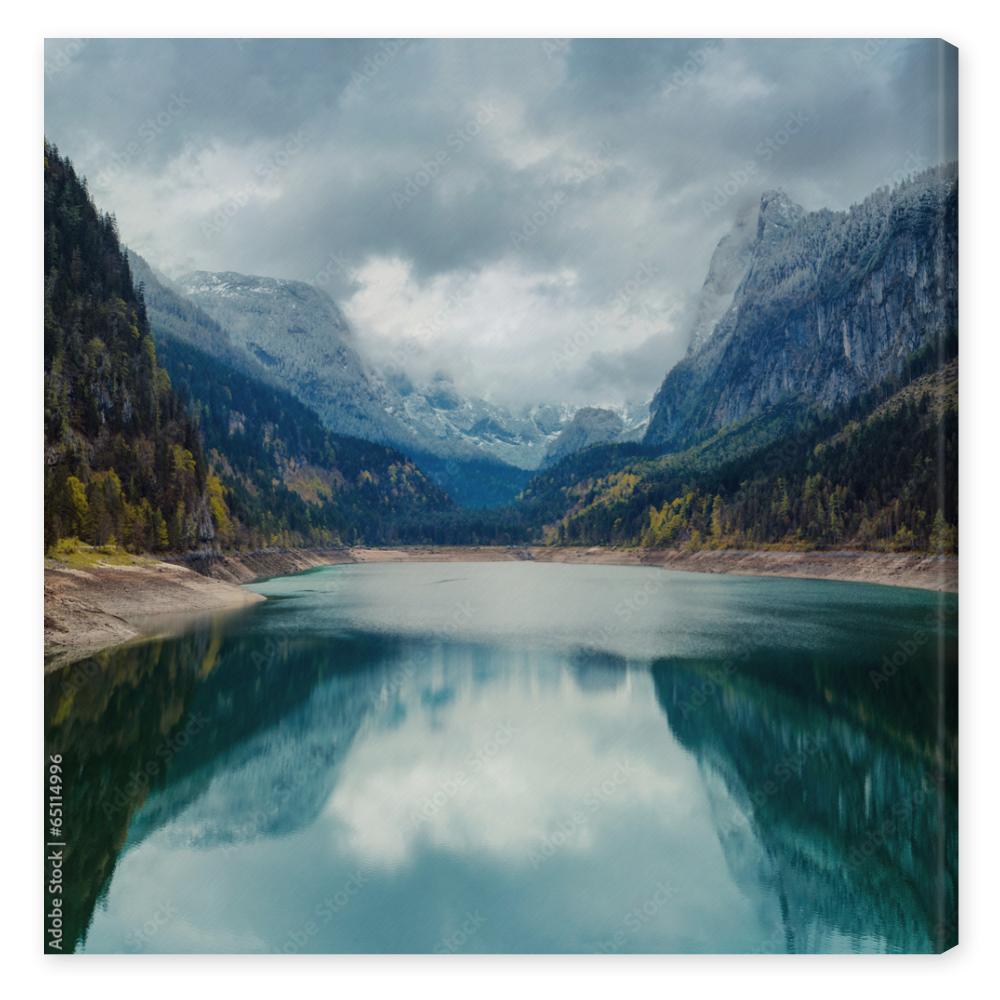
(43, 38, 958, 954)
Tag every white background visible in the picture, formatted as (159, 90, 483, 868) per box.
(2, 1, 995, 995)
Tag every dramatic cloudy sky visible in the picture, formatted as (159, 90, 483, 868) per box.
(44, 38, 957, 408)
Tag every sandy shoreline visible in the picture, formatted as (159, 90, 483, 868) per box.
(44, 559, 264, 667)
(44, 544, 956, 664)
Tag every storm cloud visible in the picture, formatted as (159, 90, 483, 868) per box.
(44, 38, 957, 407)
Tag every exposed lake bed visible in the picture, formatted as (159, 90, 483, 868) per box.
(44, 545, 958, 663)
(45, 561, 957, 953)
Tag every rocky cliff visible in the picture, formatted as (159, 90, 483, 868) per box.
(172, 271, 573, 477)
(645, 166, 958, 451)
(543, 406, 626, 466)
(177, 270, 407, 446)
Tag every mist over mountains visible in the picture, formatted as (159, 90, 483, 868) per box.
(47, 141, 958, 555)
(41, 38, 960, 961)
(129, 256, 648, 504)
(45, 39, 957, 414)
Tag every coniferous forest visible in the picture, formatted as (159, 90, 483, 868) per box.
(40, 38, 960, 963)
(535, 347, 958, 553)
(44, 143, 450, 554)
(43, 143, 957, 558)
(44, 143, 212, 552)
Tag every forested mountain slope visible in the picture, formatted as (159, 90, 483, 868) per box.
(507, 168, 959, 554)
(44, 143, 217, 552)
(134, 253, 452, 546)
(543, 407, 627, 467)
(543, 345, 957, 552)
(151, 268, 544, 505)
(44, 146, 450, 552)
(176, 269, 410, 447)
(158, 336, 452, 546)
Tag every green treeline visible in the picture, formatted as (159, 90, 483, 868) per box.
(44, 143, 451, 555)
(42, 142, 957, 558)
(550, 354, 958, 553)
(44, 142, 216, 552)
(157, 336, 451, 547)
(362, 346, 958, 553)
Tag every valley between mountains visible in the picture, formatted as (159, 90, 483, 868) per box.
(43, 144, 958, 657)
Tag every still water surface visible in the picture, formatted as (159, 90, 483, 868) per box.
(45, 562, 957, 953)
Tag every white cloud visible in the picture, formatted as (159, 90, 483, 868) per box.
(325, 669, 689, 868)
(343, 254, 677, 406)
(46, 39, 957, 409)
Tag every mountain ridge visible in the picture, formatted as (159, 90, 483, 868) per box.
(646, 165, 958, 451)
(164, 265, 648, 503)
(43, 145, 451, 555)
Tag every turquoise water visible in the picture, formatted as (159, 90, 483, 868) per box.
(44, 562, 957, 953)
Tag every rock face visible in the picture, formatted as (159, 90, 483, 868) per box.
(384, 369, 576, 471)
(178, 271, 406, 445)
(172, 270, 575, 471)
(543, 407, 626, 466)
(135, 262, 580, 503)
(645, 166, 958, 451)
(686, 200, 760, 354)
